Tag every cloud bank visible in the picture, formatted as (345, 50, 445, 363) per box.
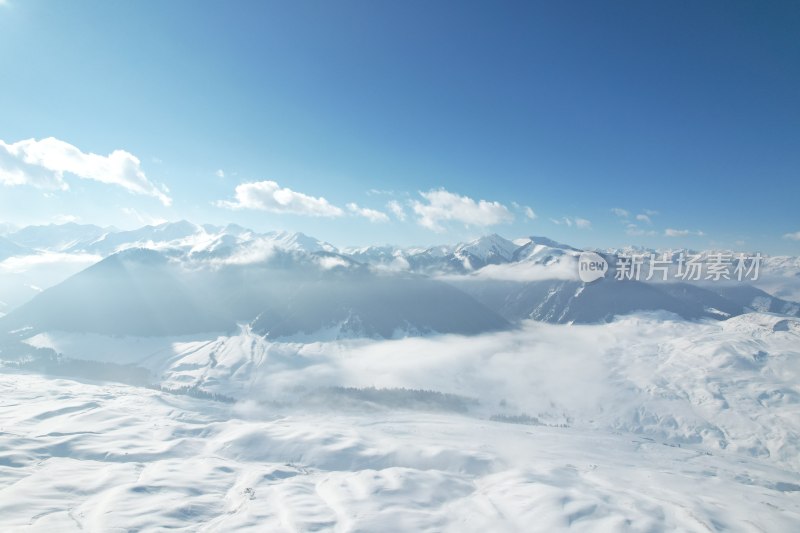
(550, 216, 592, 229)
(411, 189, 513, 231)
(665, 228, 705, 237)
(346, 203, 389, 223)
(216, 180, 344, 217)
(386, 200, 406, 221)
(0, 137, 171, 206)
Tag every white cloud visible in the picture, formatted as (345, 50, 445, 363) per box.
(52, 214, 80, 224)
(216, 180, 344, 217)
(626, 224, 656, 237)
(665, 228, 705, 237)
(366, 189, 396, 196)
(614, 208, 657, 227)
(317, 256, 349, 270)
(783, 231, 800, 241)
(212, 238, 278, 266)
(411, 189, 513, 232)
(346, 203, 389, 223)
(386, 200, 406, 221)
(0, 137, 171, 206)
(551, 216, 591, 229)
(450, 257, 580, 282)
(215, 169, 225, 179)
(512, 202, 537, 220)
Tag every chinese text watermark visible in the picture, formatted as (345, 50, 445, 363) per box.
(577, 252, 762, 283)
(614, 252, 761, 282)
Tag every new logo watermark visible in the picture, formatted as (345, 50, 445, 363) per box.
(578, 251, 608, 283)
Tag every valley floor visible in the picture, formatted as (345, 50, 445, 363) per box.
(1, 372, 798, 532)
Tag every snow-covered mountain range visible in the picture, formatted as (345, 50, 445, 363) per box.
(0, 221, 799, 336)
(2, 219, 798, 280)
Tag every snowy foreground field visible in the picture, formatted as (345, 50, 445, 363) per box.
(2, 313, 800, 531)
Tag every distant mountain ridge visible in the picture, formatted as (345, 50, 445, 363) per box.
(0, 245, 510, 339)
(3, 219, 797, 276)
(1, 220, 798, 334)
(6, 222, 114, 252)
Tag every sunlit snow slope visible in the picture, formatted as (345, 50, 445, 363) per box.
(1, 372, 799, 532)
(1, 312, 798, 531)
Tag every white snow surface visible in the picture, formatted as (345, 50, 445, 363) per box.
(1, 372, 799, 532)
(4, 312, 800, 531)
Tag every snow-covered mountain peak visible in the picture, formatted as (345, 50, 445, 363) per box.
(262, 231, 338, 254)
(455, 233, 518, 263)
(512, 235, 582, 265)
(526, 235, 580, 252)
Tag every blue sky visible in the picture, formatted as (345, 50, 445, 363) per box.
(1, 0, 798, 252)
